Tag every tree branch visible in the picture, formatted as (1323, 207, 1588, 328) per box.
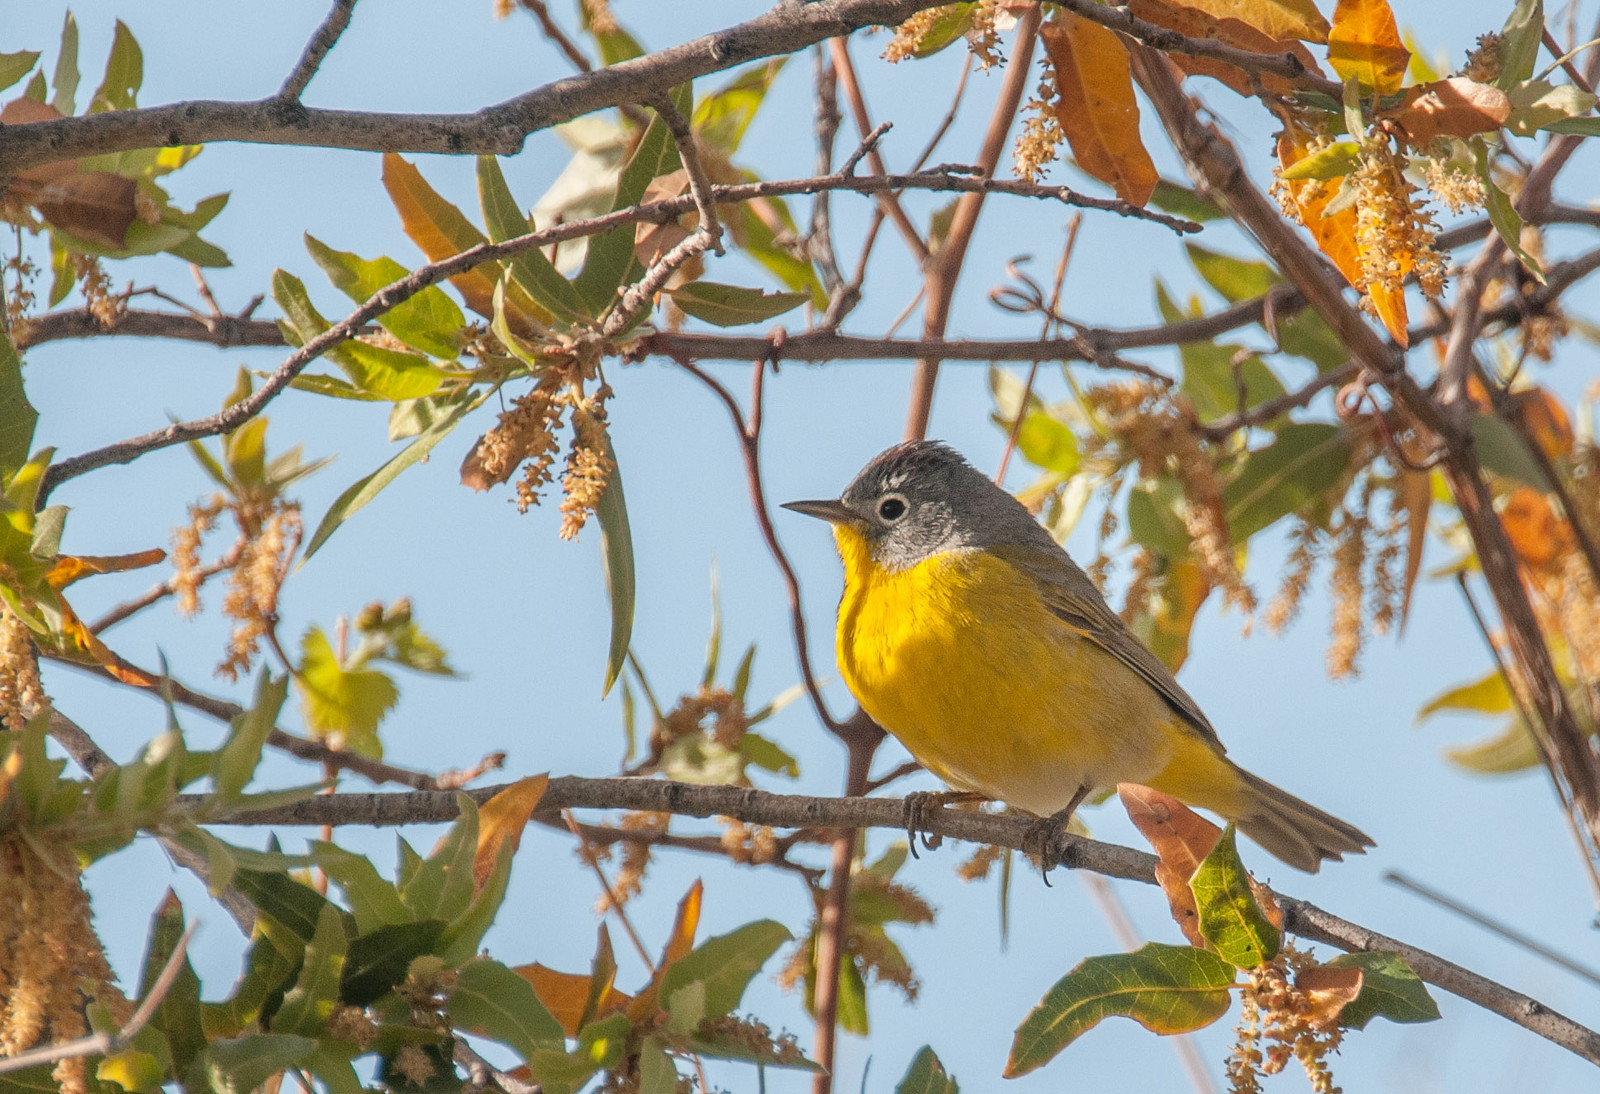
(192, 776, 1600, 1067)
(0, 0, 969, 176)
(278, 0, 360, 101)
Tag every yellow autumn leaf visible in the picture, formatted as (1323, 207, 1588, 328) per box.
(1152, 0, 1330, 43)
(1042, 11, 1158, 207)
(1327, 0, 1410, 95)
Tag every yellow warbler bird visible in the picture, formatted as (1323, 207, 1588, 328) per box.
(783, 440, 1372, 872)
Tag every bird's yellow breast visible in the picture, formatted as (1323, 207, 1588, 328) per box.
(832, 526, 1182, 815)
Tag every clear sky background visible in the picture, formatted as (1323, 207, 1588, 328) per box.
(10, 1, 1600, 1091)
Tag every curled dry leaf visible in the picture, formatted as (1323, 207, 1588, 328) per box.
(1119, 783, 1221, 945)
(1041, 11, 1158, 207)
(634, 169, 695, 266)
(1296, 963, 1365, 1028)
(1126, 0, 1324, 97)
(1387, 77, 1512, 146)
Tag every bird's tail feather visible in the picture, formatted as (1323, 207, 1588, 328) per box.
(1231, 767, 1374, 874)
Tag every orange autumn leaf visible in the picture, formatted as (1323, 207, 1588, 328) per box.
(514, 961, 631, 1037)
(472, 773, 548, 888)
(1327, 0, 1410, 96)
(1365, 277, 1410, 347)
(1297, 964, 1365, 1028)
(382, 153, 502, 321)
(1119, 783, 1222, 945)
(1513, 387, 1574, 460)
(47, 548, 167, 590)
(1152, 0, 1330, 43)
(54, 596, 161, 688)
(628, 878, 703, 1021)
(1042, 11, 1158, 207)
(1387, 77, 1511, 146)
(1127, 0, 1325, 96)
(1276, 130, 1361, 290)
(1501, 485, 1571, 568)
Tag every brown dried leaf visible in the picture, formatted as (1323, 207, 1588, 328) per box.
(1327, 0, 1410, 96)
(1119, 783, 1220, 943)
(1296, 963, 1364, 1028)
(382, 152, 499, 320)
(1388, 78, 1511, 146)
(634, 168, 694, 266)
(1042, 11, 1158, 207)
(1127, 0, 1324, 96)
(459, 435, 511, 492)
(515, 963, 593, 1038)
(33, 171, 137, 249)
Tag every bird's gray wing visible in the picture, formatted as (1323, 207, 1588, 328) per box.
(995, 543, 1225, 751)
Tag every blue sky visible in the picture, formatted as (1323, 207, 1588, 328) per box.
(10, 1, 1600, 1091)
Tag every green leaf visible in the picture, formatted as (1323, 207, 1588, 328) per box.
(1544, 115, 1600, 135)
(837, 953, 869, 1035)
(303, 1044, 363, 1094)
(1223, 423, 1353, 540)
(302, 390, 484, 561)
(1496, 0, 1544, 90)
(1180, 343, 1285, 424)
(272, 269, 444, 401)
(273, 901, 349, 1036)
(1005, 943, 1236, 1077)
(575, 111, 678, 314)
(596, 435, 634, 697)
(741, 731, 799, 777)
(436, 835, 513, 965)
(1014, 412, 1080, 474)
(137, 892, 205, 1076)
(232, 868, 341, 946)
(1474, 141, 1544, 283)
(1149, 179, 1224, 222)
(660, 920, 792, 1019)
(666, 980, 707, 1036)
(200, 936, 298, 1039)
(1472, 413, 1551, 488)
(0, 51, 40, 94)
(211, 671, 286, 804)
(304, 235, 465, 359)
(191, 1034, 316, 1094)
(1416, 669, 1511, 721)
(1186, 245, 1281, 303)
(694, 59, 785, 154)
(341, 920, 446, 1006)
(297, 625, 399, 756)
(477, 156, 592, 324)
(1445, 718, 1544, 773)
(897, 1046, 959, 1094)
(638, 1038, 678, 1094)
(1277, 141, 1361, 181)
(1190, 826, 1281, 967)
(1127, 477, 1189, 557)
(1326, 952, 1440, 1028)
(448, 958, 566, 1059)
(89, 20, 141, 112)
(730, 195, 827, 308)
(1276, 309, 1347, 372)
(1506, 78, 1598, 136)
(0, 334, 39, 474)
(669, 281, 808, 327)
(315, 845, 411, 933)
(399, 793, 477, 921)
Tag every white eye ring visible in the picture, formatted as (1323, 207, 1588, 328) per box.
(877, 494, 909, 522)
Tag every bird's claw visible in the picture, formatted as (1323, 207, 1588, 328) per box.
(902, 791, 948, 858)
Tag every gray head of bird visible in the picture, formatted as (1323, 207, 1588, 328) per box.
(781, 440, 1056, 572)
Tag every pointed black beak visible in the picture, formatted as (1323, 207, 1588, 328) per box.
(780, 498, 855, 524)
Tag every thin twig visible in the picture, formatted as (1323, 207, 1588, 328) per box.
(90, 543, 242, 634)
(278, 0, 359, 101)
(562, 810, 656, 973)
(0, 922, 198, 1075)
(907, 3, 1042, 441)
(828, 38, 929, 263)
(997, 216, 1082, 483)
(455, 1038, 543, 1094)
(1385, 870, 1600, 989)
(517, 0, 593, 72)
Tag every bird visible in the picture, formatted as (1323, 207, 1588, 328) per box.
(782, 439, 1373, 873)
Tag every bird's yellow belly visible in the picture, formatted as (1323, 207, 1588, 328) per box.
(835, 544, 1180, 816)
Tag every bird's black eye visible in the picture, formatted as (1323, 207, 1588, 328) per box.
(878, 496, 907, 522)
